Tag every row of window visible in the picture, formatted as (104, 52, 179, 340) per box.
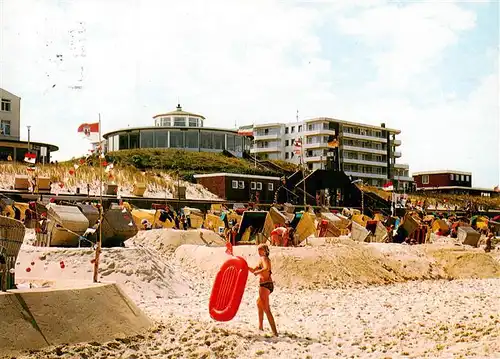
(450, 174, 470, 182)
(231, 180, 274, 191)
(343, 139, 385, 150)
(343, 126, 384, 138)
(1, 99, 11, 112)
(154, 116, 202, 127)
(107, 130, 244, 152)
(420, 174, 470, 185)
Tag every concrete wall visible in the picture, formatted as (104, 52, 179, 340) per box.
(0, 283, 151, 356)
(0, 88, 21, 141)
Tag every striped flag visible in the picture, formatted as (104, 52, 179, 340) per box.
(77, 122, 100, 142)
(293, 138, 302, 155)
(383, 181, 394, 191)
(24, 152, 36, 164)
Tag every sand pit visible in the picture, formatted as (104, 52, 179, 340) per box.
(127, 228, 226, 255)
(173, 239, 500, 290)
(0, 283, 151, 357)
(10, 230, 500, 358)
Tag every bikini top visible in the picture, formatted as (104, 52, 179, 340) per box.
(258, 262, 272, 275)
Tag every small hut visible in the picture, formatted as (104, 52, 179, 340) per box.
(45, 204, 90, 247)
(100, 204, 138, 247)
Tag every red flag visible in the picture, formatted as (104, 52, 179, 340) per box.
(383, 181, 394, 191)
(77, 122, 100, 142)
(293, 138, 302, 155)
(24, 152, 36, 164)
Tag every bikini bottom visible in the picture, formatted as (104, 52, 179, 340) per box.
(259, 281, 274, 294)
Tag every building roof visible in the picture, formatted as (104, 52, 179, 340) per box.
(193, 173, 281, 180)
(413, 170, 472, 176)
(0, 88, 20, 99)
(247, 118, 401, 133)
(102, 126, 239, 138)
(417, 186, 494, 192)
(306, 117, 401, 134)
(253, 123, 283, 129)
(0, 139, 59, 151)
(152, 104, 205, 119)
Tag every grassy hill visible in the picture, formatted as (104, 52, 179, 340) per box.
(104, 149, 280, 181)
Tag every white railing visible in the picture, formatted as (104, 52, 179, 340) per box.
(342, 145, 386, 155)
(344, 171, 388, 179)
(250, 146, 281, 153)
(342, 132, 387, 142)
(343, 157, 387, 167)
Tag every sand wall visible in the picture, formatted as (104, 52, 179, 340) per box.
(174, 240, 500, 289)
(0, 283, 151, 356)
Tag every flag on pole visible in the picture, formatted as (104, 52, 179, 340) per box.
(327, 135, 339, 148)
(383, 181, 394, 191)
(24, 152, 36, 164)
(293, 138, 302, 155)
(237, 129, 253, 137)
(77, 122, 100, 142)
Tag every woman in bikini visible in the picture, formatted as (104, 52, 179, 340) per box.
(249, 244, 278, 336)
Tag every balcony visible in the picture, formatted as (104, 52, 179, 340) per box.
(250, 146, 281, 153)
(304, 128, 336, 136)
(394, 151, 401, 157)
(304, 155, 325, 162)
(344, 171, 388, 179)
(342, 145, 386, 155)
(394, 175, 413, 182)
(303, 142, 328, 149)
(342, 132, 387, 143)
(392, 139, 402, 146)
(394, 163, 409, 169)
(254, 133, 281, 141)
(343, 157, 387, 167)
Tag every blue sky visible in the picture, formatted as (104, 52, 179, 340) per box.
(0, 0, 498, 187)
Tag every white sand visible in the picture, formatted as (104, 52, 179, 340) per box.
(13, 229, 500, 359)
(0, 171, 220, 200)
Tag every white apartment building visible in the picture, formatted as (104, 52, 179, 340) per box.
(247, 117, 412, 189)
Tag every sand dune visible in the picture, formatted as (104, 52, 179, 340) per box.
(12, 229, 500, 358)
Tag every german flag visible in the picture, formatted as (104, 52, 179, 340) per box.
(327, 135, 338, 148)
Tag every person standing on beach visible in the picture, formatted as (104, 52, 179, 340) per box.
(249, 244, 278, 337)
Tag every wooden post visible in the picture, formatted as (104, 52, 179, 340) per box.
(93, 114, 103, 283)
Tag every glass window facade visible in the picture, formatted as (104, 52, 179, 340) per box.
(155, 131, 168, 147)
(129, 132, 140, 149)
(170, 131, 184, 148)
(119, 134, 128, 149)
(174, 117, 185, 126)
(213, 133, 224, 150)
(186, 131, 198, 148)
(140, 131, 154, 148)
(106, 128, 244, 156)
(189, 117, 198, 127)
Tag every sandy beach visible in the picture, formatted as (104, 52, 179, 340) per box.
(12, 229, 500, 359)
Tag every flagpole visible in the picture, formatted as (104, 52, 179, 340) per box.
(93, 113, 103, 283)
(301, 136, 306, 209)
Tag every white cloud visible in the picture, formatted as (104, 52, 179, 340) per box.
(0, 0, 497, 187)
(336, 1, 476, 90)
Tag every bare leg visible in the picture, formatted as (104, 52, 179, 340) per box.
(259, 287, 278, 336)
(264, 309, 278, 336)
(256, 298, 264, 330)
